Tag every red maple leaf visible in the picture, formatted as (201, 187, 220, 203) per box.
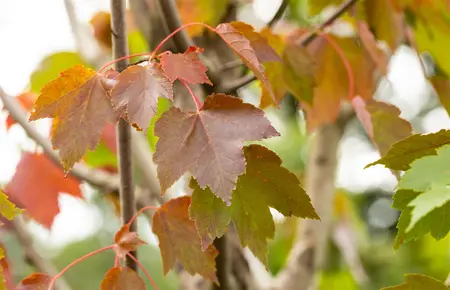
(160, 46, 212, 85)
(110, 61, 173, 132)
(153, 93, 279, 204)
(5, 153, 82, 228)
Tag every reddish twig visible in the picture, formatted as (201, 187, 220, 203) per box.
(180, 79, 203, 111)
(127, 253, 159, 290)
(49, 245, 115, 289)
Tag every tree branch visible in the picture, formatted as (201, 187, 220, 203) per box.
(272, 107, 354, 290)
(157, 0, 194, 53)
(220, 0, 360, 93)
(110, 0, 137, 271)
(267, 0, 289, 28)
(12, 216, 71, 290)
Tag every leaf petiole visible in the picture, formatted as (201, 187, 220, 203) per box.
(127, 252, 159, 290)
(126, 205, 160, 227)
(180, 79, 202, 111)
(47, 244, 115, 290)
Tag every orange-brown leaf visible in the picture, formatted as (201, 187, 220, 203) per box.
(30, 65, 118, 172)
(114, 224, 147, 258)
(17, 273, 52, 290)
(357, 21, 389, 76)
(160, 46, 212, 85)
(5, 153, 82, 228)
(228, 22, 281, 63)
(352, 97, 412, 156)
(152, 196, 218, 282)
(100, 267, 145, 290)
(301, 34, 377, 131)
(365, 0, 404, 51)
(4, 92, 37, 130)
(153, 94, 279, 204)
(259, 28, 289, 108)
(111, 62, 173, 132)
(216, 23, 277, 105)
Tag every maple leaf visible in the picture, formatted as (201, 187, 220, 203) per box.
(357, 21, 389, 76)
(392, 145, 450, 245)
(366, 129, 450, 170)
(430, 73, 450, 117)
(100, 267, 146, 290)
(5, 153, 82, 228)
(153, 93, 279, 204)
(352, 97, 412, 156)
(160, 46, 212, 85)
(216, 23, 277, 105)
(4, 92, 37, 130)
(111, 61, 173, 132)
(0, 244, 12, 290)
(29, 52, 87, 94)
(173, 0, 228, 36)
(152, 196, 218, 282)
(381, 273, 449, 290)
(30, 65, 118, 172)
(299, 34, 376, 131)
(364, 0, 403, 51)
(17, 273, 52, 290)
(113, 223, 147, 258)
(189, 145, 318, 266)
(283, 41, 316, 105)
(189, 178, 231, 250)
(226, 22, 281, 63)
(258, 28, 289, 108)
(0, 189, 23, 224)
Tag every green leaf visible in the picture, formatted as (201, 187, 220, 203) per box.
(352, 97, 412, 157)
(189, 178, 231, 250)
(366, 129, 450, 170)
(84, 142, 117, 169)
(364, 0, 403, 51)
(29, 52, 87, 93)
(0, 190, 23, 223)
(283, 42, 316, 105)
(308, 0, 342, 15)
(394, 145, 450, 247)
(189, 145, 318, 266)
(147, 98, 172, 152)
(128, 30, 149, 63)
(381, 273, 449, 290)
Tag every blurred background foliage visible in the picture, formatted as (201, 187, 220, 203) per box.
(0, 0, 449, 289)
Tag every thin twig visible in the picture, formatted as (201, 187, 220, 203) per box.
(157, 0, 194, 53)
(220, 0, 359, 93)
(267, 0, 289, 28)
(110, 0, 137, 271)
(0, 87, 120, 191)
(12, 216, 71, 290)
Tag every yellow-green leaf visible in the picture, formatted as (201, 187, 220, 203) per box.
(189, 145, 318, 266)
(0, 190, 22, 223)
(381, 273, 449, 290)
(366, 129, 450, 171)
